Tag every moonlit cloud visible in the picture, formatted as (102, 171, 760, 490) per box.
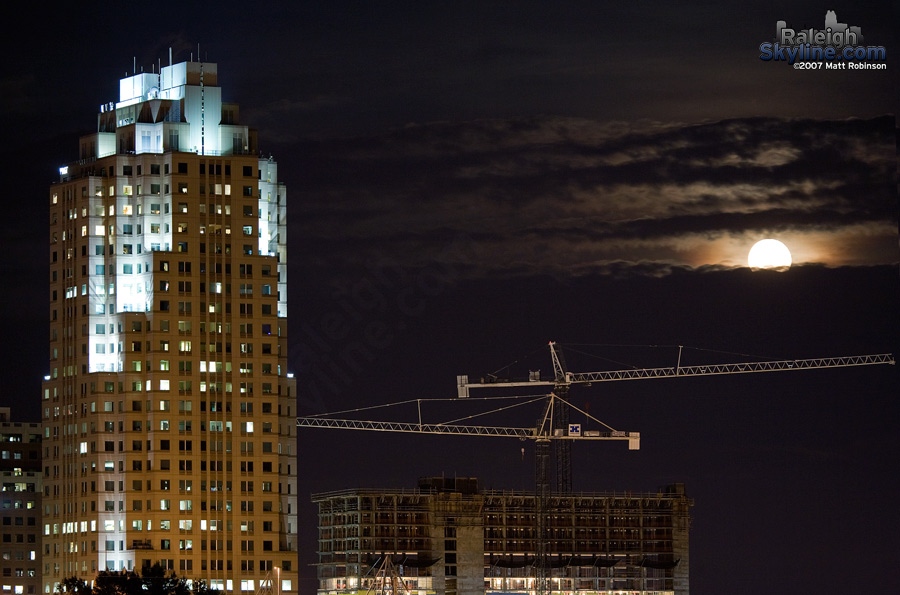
(297, 115, 896, 286)
(299, 118, 897, 286)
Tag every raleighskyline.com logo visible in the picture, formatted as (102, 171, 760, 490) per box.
(759, 10, 886, 68)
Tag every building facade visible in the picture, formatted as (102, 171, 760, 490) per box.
(314, 478, 692, 595)
(1, 408, 42, 595)
(43, 60, 297, 594)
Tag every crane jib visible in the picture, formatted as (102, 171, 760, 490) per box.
(566, 353, 895, 383)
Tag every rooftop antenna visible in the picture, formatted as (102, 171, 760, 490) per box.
(169, 47, 172, 68)
(133, 57, 136, 75)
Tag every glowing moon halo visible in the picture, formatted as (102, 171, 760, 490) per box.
(748, 239, 792, 270)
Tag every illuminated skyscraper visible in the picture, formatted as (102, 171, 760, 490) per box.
(43, 59, 297, 594)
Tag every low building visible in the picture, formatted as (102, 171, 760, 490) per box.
(313, 477, 692, 595)
(0, 408, 42, 595)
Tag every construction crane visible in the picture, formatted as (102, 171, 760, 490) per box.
(296, 391, 640, 518)
(457, 343, 894, 493)
(298, 343, 893, 595)
(298, 390, 637, 595)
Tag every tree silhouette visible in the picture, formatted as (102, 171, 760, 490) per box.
(57, 577, 90, 595)
(57, 565, 216, 595)
(139, 564, 191, 595)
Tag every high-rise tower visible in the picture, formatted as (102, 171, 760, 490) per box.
(43, 59, 297, 594)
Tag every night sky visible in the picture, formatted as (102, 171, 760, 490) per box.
(2, 1, 898, 594)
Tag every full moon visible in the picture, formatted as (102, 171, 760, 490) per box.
(748, 239, 792, 270)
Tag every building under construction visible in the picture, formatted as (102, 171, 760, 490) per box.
(313, 477, 692, 595)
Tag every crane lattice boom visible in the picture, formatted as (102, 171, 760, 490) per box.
(566, 353, 894, 384)
(456, 348, 894, 396)
(296, 416, 639, 445)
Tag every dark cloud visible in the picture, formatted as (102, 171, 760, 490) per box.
(296, 115, 898, 286)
